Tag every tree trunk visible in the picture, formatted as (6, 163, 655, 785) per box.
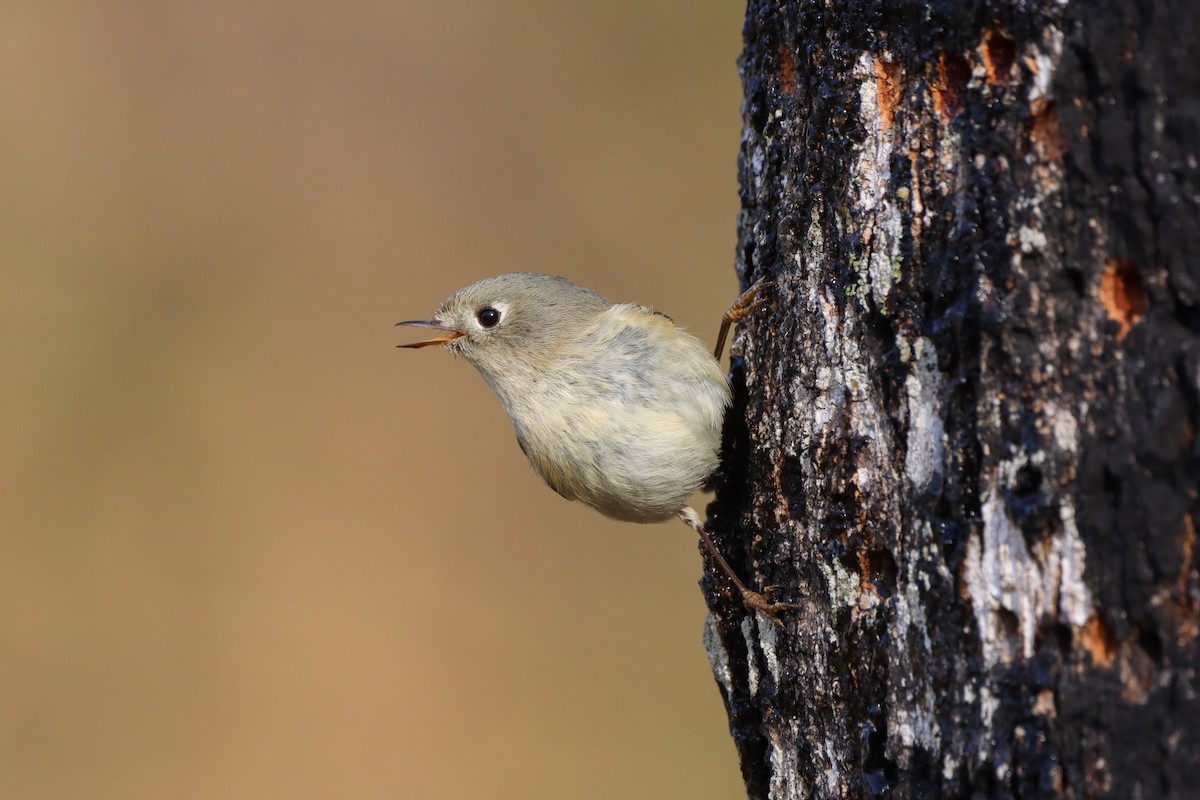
(702, 1, 1200, 797)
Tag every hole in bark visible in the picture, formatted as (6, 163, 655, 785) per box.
(1102, 465, 1122, 501)
(749, 100, 768, 130)
(1066, 265, 1086, 296)
(1034, 623, 1074, 688)
(1027, 100, 1065, 162)
(748, 83, 769, 130)
(863, 770, 890, 796)
(932, 51, 970, 119)
(1100, 257, 1147, 340)
(1011, 463, 1042, 498)
(1051, 621, 1074, 655)
(1136, 621, 1164, 666)
(996, 607, 1021, 657)
(1007, 463, 1052, 550)
(860, 702, 896, 796)
(859, 548, 898, 598)
(780, 452, 808, 521)
(981, 28, 1016, 85)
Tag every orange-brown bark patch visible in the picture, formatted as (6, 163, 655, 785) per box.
(1028, 100, 1065, 163)
(931, 52, 970, 120)
(981, 28, 1016, 85)
(874, 56, 903, 129)
(1079, 612, 1117, 668)
(1100, 258, 1147, 340)
(777, 43, 796, 94)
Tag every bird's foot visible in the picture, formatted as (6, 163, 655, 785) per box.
(714, 279, 772, 360)
(679, 507, 798, 625)
(740, 586, 800, 626)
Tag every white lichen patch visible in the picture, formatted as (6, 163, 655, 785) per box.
(1017, 224, 1048, 253)
(901, 336, 946, 488)
(964, 485, 1093, 666)
(892, 686, 942, 751)
(703, 614, 734, 697)
(1044, 400, 1079, 454)
(820, 557, 861, 620)
(749, 144, 767, 195)
(886, 523, 948, 754)
(769, 723, 808, 800)
(742, 616, 761, 697)
(758, 617, 783, 686)
(811, 289, 875, 444)
(1026, 26, 1065, 105)
(850, 52, 904, 309)
(822, 737, 842, 793)
(895, 524, 935, 652)
(1053, 502, 1092, 628)
(809, 368, 841, 436)
(979, 684, 1000, 732)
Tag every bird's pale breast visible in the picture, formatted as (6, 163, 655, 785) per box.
(501, 305, 730, 522)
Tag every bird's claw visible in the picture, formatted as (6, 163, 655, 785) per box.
(741, 588, 800, 626)
(714, 279, 772, 360)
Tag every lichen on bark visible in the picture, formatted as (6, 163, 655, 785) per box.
(703, 2, 1200, 798)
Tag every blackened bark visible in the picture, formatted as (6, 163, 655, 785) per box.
(702, 1, 1200, 798)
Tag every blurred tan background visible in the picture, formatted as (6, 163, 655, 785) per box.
(1, 2, 746, 798)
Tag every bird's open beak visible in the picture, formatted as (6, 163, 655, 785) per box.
(394, 319, 467, 348)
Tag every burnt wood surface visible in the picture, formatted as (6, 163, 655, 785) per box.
(702, 1, 1200, 797)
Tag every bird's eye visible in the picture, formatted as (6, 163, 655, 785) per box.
(477, 307, 501, 328)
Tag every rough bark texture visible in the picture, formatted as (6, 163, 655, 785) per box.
(702, 1, 1200, 797)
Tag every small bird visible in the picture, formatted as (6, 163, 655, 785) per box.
(396, 273, 788, 618)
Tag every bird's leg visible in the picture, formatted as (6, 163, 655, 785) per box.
(678, 507, 797, 624)
(714, 279, 769, 361)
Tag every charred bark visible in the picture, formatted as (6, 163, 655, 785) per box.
(702, 1, 1200, 797)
